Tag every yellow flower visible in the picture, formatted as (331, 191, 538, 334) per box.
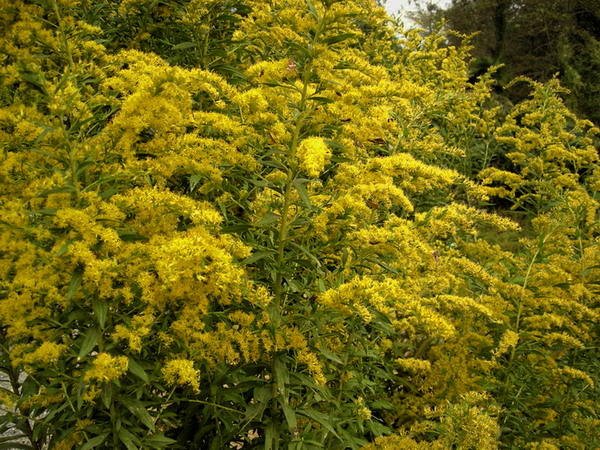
(111, 314, 153, 353)
(396, 357, 431, 373)
(82, 385, 101, 403)
(15, 342, 65, 367)
(297, 349, 326, 386)
(285, 326, 307, 350)
(162, 359, 200, 392)
(296, 137, 331, 178)
(493, 330, 519, 359)
(355, 396, 372, 420)
(84, 353, 129, 383)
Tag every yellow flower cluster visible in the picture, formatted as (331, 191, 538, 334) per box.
(493, 330, 520, 359)
(112, 314, 153, 352)
(396, 358, 431, 373)
(297, 349, 326, 386)
(162, 359, 200, 392)
(84, 353, 129, 383)
(295, 137, 331, 178)
(11, 342, 65, 368)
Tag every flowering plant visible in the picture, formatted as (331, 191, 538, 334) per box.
(0, 1, 598, 448)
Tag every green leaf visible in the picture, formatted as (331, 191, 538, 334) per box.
(55, 240, 72, 257)
(75, 160, 96, 177)
(29, 147, 63, 162)
(243, 386, 271, 423)
(117, 427, 138, 450)
(330, 155, 354, 163)
(0, 435, 28, 444)
(265, 423, 276, 449)
(98, 187, 119, 199)
(222, 224, 252, 233)
(261, 159, 287, 170)
(318, 348, 343, 365)
(305, 0, 319, 21)
(100, 384, 112, 410)
(79, 433, 109, 450)
(324, 33, 357, 45)
(540, 420, 559, 431)
(189, 174, 203, 192)
(273, 358, 289, 395)
(322, 78, 343, 86)
(365, 257, 398, 274)
(35, 186, 76, 198)
(308, 96, 334, 104)
(127, 359, 149, 383)
(19, 70, 47, 95)
(285, 40, 311, 59)
(296, 440, 324, 448)
(78, 327, 101, 360)
(120, 398, 155, 431)
(0, 444, 34, 449)
(172, 41, 197, 50)
(256, 212, 280, 226)
(28, 208, 57, 216)
(278, 397, 298, 434)
(290, 242, 321, 267)
(249, 178, 269, 188)
(141, 433, 177, 448)
(371, 400, 394, 410)
(242, 250, 275, 265)
(287, 279, 304, 292)
(117, 230, 149, 242)
(297, 409, 340, 439)
(31, 421, 46, 444)
(66, 267, 83, 301)
(317, 278, 326, 292)
(292, 179, 312, 208)
(211, 64, 246, 80)
(394, 376, 418, 392)
(92, 298, 108, 329)
(339, 429, 368, 446)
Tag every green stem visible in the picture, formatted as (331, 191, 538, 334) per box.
(514, 247, 538, 332)
(269, 72, 310, 446)
(174, 398, 243, 414)
(273, 173, 294, 309)
(110, 397, 120, 449)
(501, 229, 552, 403)
(273, 58, 312, 309)
(269, 23, 320, 446)
(51, 0, 74, 71)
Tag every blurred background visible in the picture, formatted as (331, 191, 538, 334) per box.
(382, 0, 600, 126)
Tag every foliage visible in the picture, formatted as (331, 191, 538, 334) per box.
(0, 0, 598, 449)
(439, 0, 600, 125)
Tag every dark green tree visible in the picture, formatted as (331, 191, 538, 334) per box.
(421, 0, 600, 124)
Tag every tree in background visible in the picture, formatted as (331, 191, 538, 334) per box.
(441, 0, 600, 124)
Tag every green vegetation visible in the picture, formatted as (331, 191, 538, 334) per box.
(409, 0, 600, 125)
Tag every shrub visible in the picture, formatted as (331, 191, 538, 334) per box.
(0, 1, 598, 448)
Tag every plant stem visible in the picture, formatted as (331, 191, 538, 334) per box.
(273, 67, 311, 310)
(110, 397, 119, 449)
(501, 229, 552, 412)
(51, 0, 74, 71)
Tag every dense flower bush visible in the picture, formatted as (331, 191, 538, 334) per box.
(0, 0, 598, 448)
